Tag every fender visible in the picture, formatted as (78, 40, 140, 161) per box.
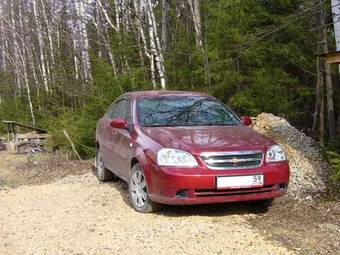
(131, 146, 158, 195)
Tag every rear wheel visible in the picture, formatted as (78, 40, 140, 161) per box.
(129, 164, 162, 213)
(96, 149, 115, 182)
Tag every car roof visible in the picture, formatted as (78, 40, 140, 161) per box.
(124, 90, 211, 99)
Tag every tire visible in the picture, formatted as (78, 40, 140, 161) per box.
(129, 163, 162, 213)
(95, 148, 115, 182)
(250, 198, 274, 212)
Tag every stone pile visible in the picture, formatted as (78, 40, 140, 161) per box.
(252, 113, 330, 200)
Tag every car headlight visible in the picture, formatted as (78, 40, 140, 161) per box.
(266, 145, 287, 162)
(157, 148, 198, 167)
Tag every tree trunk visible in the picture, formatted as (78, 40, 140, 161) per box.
(41, 0, 55, 69)
(75, 0, 93, 87)
(320, 8, 337, 138)
(32, 0, 49, 92)
(97, 0, 118, 32)
(17, 2, 35, 124)
(146, 0, 166, 89)
(188, 0, 210, 86)
(10, 0, 22, 93)
(0, 17, 6, 69)
(193, 0, 202, 48)
(161, 0, 169, 51)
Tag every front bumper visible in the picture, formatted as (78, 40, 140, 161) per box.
(146, 162, 289, 205)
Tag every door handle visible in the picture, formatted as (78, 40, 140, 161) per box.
(112, 130, 117, 135)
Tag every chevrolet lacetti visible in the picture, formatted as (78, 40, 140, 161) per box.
(95, 91, 289, 212)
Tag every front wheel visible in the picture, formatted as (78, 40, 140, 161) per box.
(129, 164, 162, 213)
(250, 198, 274, 212)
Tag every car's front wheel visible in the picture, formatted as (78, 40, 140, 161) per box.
(96, 149, 115, 182)
(129, 164, 161, 213)
(250, 198, 274, 212)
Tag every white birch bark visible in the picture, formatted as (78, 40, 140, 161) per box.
(133, 0, 151, 59)
(92, 15, 118, 75)
(72, 31, 80, 81)
(10, 0, 22, 93)
(75, 0, 93, 86)
(32, 0, 49, 92)
(20, 50, 36, 125)
(114, 0, 121, 31)
(17, 2, 35, 124)
(0, 17, 6, 69)
(161, 0, 169, 51)
(145, 0, 166, 89)
(41, 0, 55, 67)
(97, 0, 118, 32)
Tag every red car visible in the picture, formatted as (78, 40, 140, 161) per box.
(95, 91, 289, 212)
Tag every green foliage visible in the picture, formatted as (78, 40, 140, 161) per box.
(328, 151, 340, 183)
(0, 0, 334, 160)
(46, 58, 152, 158)
(229, 68, 296, 116)
(327, 138, 340, 184)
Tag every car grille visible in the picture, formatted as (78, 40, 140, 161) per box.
(200, 151, 263, 169)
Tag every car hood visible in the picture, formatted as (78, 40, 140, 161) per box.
(141, 125, 274, 154)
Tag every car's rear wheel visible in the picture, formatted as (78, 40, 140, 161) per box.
(96, 149, 115, 182)
(129, 164, 161, 213)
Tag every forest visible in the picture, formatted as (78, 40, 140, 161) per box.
(0, 0, 339, 182)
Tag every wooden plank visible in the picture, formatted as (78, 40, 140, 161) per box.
(1, 120, 47, 133)
(325, 54, 340, 64)
(16, 133, 50, 140)
(318, 51, 340, 64)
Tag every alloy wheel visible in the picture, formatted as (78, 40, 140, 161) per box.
(130, 170, 148, 208)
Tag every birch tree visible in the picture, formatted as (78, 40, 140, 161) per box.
(188, 0, 209, 86)
(146, 0, 166, 89)
(32, 0, 49, 92)
(161, 0, 169, 51)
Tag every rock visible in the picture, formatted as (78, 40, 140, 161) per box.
(318, 223, 340, 233)
(333, 204, 340, 215)
(252, 113, 330, 200)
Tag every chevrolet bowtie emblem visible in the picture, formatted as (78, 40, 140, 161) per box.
(231, 157, 240, 164)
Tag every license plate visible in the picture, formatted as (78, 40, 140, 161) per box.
(216, 175, 264, 189)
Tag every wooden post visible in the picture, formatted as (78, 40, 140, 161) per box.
(63, 129, 82, 160)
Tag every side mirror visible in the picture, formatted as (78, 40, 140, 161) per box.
(110, 118, 127, 129)
(241, 116, 252, 126)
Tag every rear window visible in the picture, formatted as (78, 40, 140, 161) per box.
(137, 96, 240, 127)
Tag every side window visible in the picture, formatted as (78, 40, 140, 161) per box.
(109, 99, 125, 119)
(121, 98, 132, 125)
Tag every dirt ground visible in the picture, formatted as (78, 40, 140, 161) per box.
(0, 151, 339, 255)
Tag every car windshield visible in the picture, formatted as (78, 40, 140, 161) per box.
(137, 96, 240, 127)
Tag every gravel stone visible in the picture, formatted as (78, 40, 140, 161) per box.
(0, 173, 294, 255)
(252, 113, 330, 200)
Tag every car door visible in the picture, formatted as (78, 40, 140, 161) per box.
(113, 98, 134, 181)
(102, 98, 126, 173)
(97, 105, 114, 167)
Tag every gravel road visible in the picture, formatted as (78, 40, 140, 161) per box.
(0, 152, 293, 255)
